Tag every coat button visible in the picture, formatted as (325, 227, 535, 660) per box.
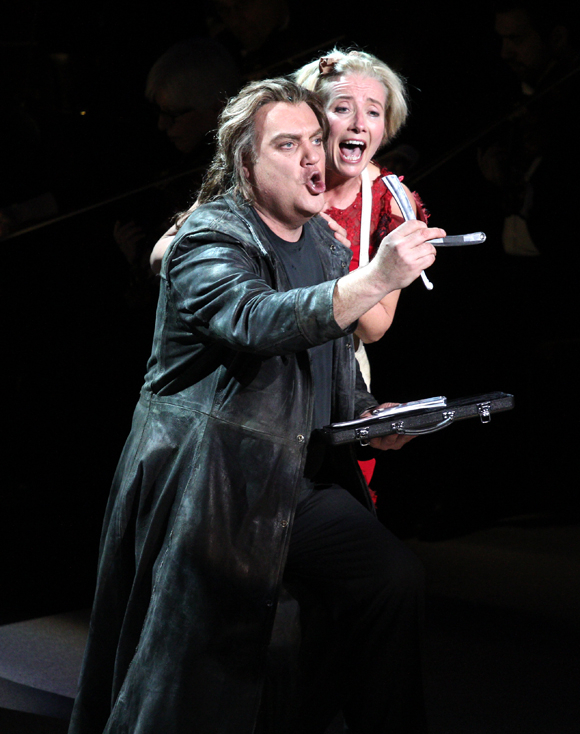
(346, 342, 352, 349)
(296, 434, 305, 443)
(281, 520, 288, 528)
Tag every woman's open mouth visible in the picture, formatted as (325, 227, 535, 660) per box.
(306, 170, 326, 194)
(339, 140, 366, 163)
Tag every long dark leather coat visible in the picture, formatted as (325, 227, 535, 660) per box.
(69, 196, 377, 734)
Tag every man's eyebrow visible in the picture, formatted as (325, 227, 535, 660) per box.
(270, 128, 324, 143)
(270, 132, 301, 143)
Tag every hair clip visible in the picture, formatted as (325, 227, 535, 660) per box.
(319, 56, 338, 76)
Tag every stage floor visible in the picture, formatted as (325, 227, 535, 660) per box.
(1, 512, 578, 734)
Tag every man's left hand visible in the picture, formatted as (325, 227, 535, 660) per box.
(360, 402, 415, 451)
(370, 432, 414, 451)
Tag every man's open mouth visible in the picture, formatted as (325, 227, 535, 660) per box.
(306, 170, 326, 194)
(339, 140, 366, 163)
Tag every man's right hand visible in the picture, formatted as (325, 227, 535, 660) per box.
(332, 220, 444, 330)
(371, 220, 443, 292)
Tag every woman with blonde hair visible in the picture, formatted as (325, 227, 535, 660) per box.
(294, 48, 428, 381)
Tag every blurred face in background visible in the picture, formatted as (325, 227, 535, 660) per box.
(495, 9, 552, 85)
(214, 0, 288, 53)
(155, 90, 219, 154)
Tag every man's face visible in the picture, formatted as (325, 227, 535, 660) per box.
(496, 9, 551, 84)
(245, 101, 326, 237)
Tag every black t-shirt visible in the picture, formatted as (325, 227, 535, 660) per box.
(250, 210, 333, 436)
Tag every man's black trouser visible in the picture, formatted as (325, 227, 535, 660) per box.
(274, 483, 427, 734)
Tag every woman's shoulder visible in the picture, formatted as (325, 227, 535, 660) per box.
(369, 163, 401, 193)
(372, 166, 429, 223)
(368, 161, 386, 184)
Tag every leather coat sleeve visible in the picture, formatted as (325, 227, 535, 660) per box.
(354, 363, 379, 417)
(167, 233, 354, 357)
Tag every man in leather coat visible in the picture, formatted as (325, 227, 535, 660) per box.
(68, 78, 443, 734)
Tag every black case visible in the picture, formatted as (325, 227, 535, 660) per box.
(321, 391, 514, 446)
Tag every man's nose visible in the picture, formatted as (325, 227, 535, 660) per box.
(303, 142, 321, 164)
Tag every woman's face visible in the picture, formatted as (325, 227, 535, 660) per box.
(325, 74, 387, 181)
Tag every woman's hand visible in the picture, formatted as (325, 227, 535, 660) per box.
(150, 225, 178, 274)
(319, 212, 351, 249)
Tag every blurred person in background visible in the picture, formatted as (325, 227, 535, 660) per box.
(114, 37, 240, 309)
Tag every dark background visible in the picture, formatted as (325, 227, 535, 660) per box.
(1, 1, 578, 622)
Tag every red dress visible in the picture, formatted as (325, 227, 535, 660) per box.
(325, 168, 428, 494)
